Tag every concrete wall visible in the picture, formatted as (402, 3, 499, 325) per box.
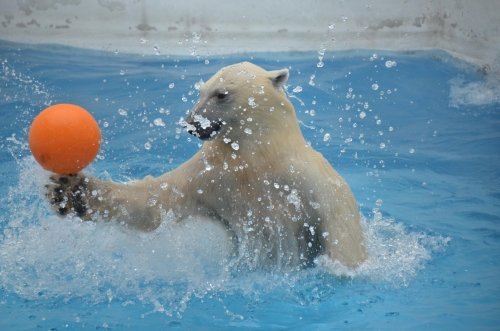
(1, 0, 499, 72)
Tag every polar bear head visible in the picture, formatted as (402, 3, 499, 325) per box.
(184, 62, 290, 141)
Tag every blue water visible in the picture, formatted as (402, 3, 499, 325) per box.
(0, 41, 499, 330)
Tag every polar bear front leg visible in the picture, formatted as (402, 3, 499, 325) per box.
(45, 173, 164, 231)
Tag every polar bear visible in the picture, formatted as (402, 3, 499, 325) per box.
(46, 62, 367, 269)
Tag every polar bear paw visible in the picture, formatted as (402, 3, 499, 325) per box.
(46, 173, 91, 217)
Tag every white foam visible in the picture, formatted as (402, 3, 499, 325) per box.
(0, 157, 450, 316)
(0, 158, 234, 317)
(0, 211, 234, 318)
(449, 77, 500, 107)
(316, 216, 450, 287)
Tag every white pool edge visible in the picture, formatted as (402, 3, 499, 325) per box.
(1, 0, 499, 74)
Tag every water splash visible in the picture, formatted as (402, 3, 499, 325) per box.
(0, 157, 449, 318)
(0, 58, 52, 105)
(449, 77, 500, 107)
(0, 159, 234, 317)
(316, 216, 450, 287)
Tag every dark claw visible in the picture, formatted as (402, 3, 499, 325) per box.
(47, 173, 90, 218)
(72, 187, 88, 217)
(53, 188, 65, 204)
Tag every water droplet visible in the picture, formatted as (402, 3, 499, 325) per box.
(293, 86, 303, 93)
(379, 142, 386, 149)
(310, 201, 321, 209)
(153, 118, 165, 127)
(144, 142, 152, 150)
(308, 74, 316, 86)
(231, 142, 240, 151)
(159, 107, 170, 115)
(244, 128, 252, 135)
(316, 61, 324, 68)
(168, 83, 175, 89)
(194, 79, 204, 90)
(385, 60, 397, 68)
(248, 97, 257, 108)
(371, 83, 379, 91)
(119, 70, 125, 76)
(118, 108, 128, 116)
(409, 148, 416, 154)
(323, 133, 331, 142)
(197, 189, 203, 194)
(359, 111, 366, 119)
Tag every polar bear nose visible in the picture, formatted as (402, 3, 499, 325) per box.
(183, 117, 224, 140)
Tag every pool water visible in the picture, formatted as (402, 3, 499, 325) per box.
(0, 41, 499, 330)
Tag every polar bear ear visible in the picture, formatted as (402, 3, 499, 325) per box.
(269, 68, 289, 88)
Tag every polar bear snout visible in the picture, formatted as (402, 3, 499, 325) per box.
(184, 116, 224, 140)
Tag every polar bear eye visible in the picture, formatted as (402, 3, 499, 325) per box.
(216, 91, 229, 101)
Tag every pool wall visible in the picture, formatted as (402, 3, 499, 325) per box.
(0, 0, 499, 73)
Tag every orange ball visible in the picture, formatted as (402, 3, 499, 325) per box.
(28, 104, 101, 175)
